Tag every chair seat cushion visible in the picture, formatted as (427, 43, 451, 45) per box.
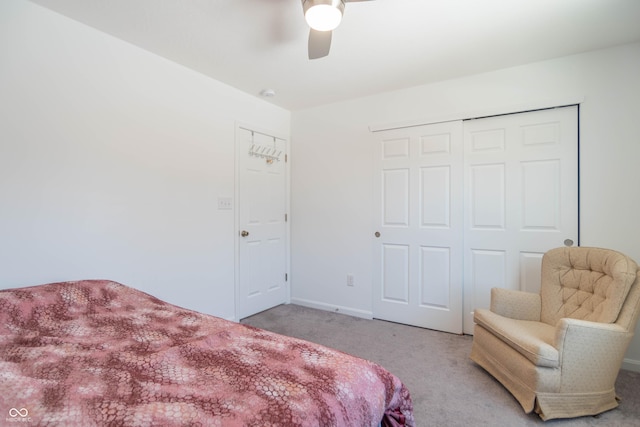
(474, 308, 559, 368)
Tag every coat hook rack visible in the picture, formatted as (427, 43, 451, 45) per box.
(248, 132, 282, 164)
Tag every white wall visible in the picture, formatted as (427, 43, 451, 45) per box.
(0, 0, 290, 320)
(3, 0, 640, 370)
(290, 42, 640, 369)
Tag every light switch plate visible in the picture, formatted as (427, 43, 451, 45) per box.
(218, 197, 233, 210)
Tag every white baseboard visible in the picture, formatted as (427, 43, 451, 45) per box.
(290, 298, 373, 320)
(622, 357, 640, 373)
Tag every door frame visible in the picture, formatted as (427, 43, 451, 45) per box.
(368, 97, 584, 133)
(234, 122, 291, 321)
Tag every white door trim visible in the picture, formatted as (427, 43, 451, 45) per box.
(368, 97, 584, 133)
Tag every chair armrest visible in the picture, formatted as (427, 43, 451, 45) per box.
(490, 288, 541, 321)
(554, 318, 633, 391)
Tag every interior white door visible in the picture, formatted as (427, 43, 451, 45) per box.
(373, 121, 464, 334)
(462, 106, 579, 333)
(237, 127, 288, 319)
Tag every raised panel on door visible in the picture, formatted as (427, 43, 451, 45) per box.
(419, 246, 450, 308)
(265, 237, 284, 291)
(373, 120, 463, 334)
(519, 252, 544, 294)
(470, 128, 505, 153)
(463, 106, 578, 333)
(383, 169, 410, 226)
(383, 137, 410, 159)
(470, 163, 506, 230)
(246, 239, 262, 296)
(381, 244, 410, 303)
(420, 166, 450, 228)
(521, 160, 560, 229)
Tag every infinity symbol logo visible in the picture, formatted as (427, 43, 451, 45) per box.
(9, 408, 29, 418)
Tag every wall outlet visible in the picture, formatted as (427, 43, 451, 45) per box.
(347, 274, 354, 287)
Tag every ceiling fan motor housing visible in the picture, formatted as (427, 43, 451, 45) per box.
(303, 0, 346, 15)
(304, 0, 372, 59)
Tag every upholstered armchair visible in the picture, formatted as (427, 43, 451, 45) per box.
(470, 246, 640, 420)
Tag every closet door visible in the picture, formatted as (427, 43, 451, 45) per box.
(372, 121, 464, 334)
(372, 106, 578, 334)
(462, 106, 578, 333)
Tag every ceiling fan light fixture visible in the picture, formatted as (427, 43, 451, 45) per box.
(303, 0, 345, 31)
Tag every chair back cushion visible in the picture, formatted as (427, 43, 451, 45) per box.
(540, 247, 638, 326)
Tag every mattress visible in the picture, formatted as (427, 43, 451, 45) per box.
(0, 280, 413, 426)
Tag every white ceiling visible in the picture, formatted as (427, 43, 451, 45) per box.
(29, 0, 640, 110)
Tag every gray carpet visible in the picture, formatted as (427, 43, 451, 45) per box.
(241, 304, 640, 426)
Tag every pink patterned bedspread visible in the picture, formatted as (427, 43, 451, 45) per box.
(0, 280, 413, 426)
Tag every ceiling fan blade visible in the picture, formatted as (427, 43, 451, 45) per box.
(308, 29, 332, 60)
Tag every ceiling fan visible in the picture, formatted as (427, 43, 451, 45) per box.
(302, 0, 375, 60)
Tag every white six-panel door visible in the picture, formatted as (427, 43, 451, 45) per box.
(237, 127, 288, 319)
(462, 106, 578, 333)
(373, 121, 464, 334)
(372, 106, 578, 334)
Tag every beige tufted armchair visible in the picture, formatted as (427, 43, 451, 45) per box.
(470, 246, 640, 420)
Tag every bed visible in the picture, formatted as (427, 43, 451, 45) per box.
(0, 280, 414, 426)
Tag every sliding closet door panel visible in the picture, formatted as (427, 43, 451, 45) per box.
(463, 106, 578, 333)
(373, 121, 464, 334)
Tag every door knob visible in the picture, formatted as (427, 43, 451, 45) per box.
(375, 231, 381, 238)
(241, 230, 249, 237)
(564, 238, 574, 247)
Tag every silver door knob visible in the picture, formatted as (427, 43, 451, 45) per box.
(241, 230, 249, 237)
(563, 239, 574, 247)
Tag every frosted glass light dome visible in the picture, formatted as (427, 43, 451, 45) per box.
(304, 1, 345, 31)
